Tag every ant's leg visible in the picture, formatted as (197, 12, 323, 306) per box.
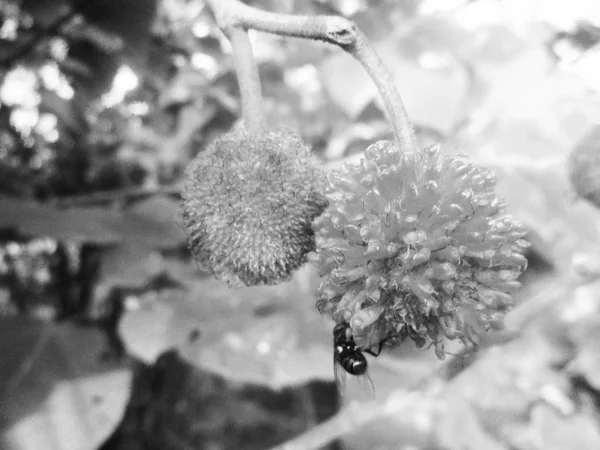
(364, 333, 404, 357)
(364, 342, 383, 357)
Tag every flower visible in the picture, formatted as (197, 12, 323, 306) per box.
(180, 129, 327, 287)
(310, 141, 529, 356)
(569, 126, 600, 209)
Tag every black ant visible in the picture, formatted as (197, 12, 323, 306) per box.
(333, 321, 385, 396)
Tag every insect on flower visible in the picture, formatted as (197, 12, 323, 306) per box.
(313, 142, 529, 357)
(333, 321, 380, 397)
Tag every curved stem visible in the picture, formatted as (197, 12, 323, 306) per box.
(224, 26, 264, 133)
(216, 0, 353, 45)
(204, 0, 417, 152)
(349, 29, 416, 152)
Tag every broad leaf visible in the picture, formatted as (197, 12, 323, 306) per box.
(0, 194, 184, 256)
(0, 317, 131, 450)
(119, 265, 334, 389)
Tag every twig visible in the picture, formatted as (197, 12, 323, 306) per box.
(224, 26, 264, 133)
(203, 0, 416, 152)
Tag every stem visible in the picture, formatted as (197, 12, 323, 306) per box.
(349, 30, 416, 152)
(224, 26, 264, 133)
(213, 0, 351, 44)
(204, 0, 417, 152)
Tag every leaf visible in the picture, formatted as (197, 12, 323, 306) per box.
(489, 161, 600, 272)
(97, 244, 166, 287)
(119, 265, 334, 389)
(75, 0, 158, 70)
(524, 404, 600, 450)
(459, 44, 600, 162)
(1, 194, 185, 298)
(565, 281, 600, 391)
(58, 57, 95, 78)
(448, 41, 600, 271)
(67, 22, 124, 54)
(90, 195, 186, 292)
(435, 398, 509, 450)
(116, 195, 184, 250)
(67, 40, 120, 100)
(101, 350, 340, 450)
(0, 195, 120, 244)
(40, 90, 88, 135)
(0, 317, 131, 450)
(21, 0, 70, 28)
(0, 194, 184, 249)
(94, 195, 185, 289)
(158, 67, 210, 108)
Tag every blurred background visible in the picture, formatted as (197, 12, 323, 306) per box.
(2, 0, 600, 449)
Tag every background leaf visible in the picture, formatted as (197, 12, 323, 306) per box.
(119, 266, 335, 389)
(0, 317, 131, 450)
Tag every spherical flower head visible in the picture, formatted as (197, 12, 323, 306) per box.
(180, 129, 328, 287)
(310, 141, 529, 356)
(569, 127, 600, 209)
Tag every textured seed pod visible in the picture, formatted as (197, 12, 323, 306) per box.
(569, 126, 600, 209)
(310, 141, 529, 356)
(180, 129, 328, 287)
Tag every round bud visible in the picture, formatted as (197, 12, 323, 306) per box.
(180, 129, 327, 287)
(569, 126, 600, 209)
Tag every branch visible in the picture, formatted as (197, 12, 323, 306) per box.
(203, 0, 416, 152)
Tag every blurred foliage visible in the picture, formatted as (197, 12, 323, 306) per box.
(2, 0, 600, 449)
(99, 351, 340, 450)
